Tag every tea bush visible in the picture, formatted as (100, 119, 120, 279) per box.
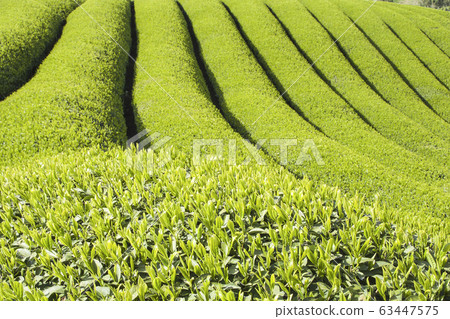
(0, 0, 82, 99)
(264, 0, 449, 161)
(133, 0, 246, 158)
(299, 0, 450, 132)
(335, 0, 450, 122)
(0, 147, 448, 300)
(0, 0, 130, 167)
(371, 2, 450, 88)
(387, 3, 449, 56)
(222, 0, 448, 189)
(178, 0, 449, 234)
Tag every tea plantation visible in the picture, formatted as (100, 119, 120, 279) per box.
(0, 0, 448, 301)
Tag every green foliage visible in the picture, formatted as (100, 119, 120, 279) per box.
(0, 0, 448, 302)
(388, 4, 449, 56)
(132, 0, 245, 156)
(0, 147, 448, 301)
(335, 0, 450, 122)
(265, 0, 450, 161)
(371, 1, 450, 88)
(223, 0, 448, 189)
(375, 0, 450, 13)
(0, 0, 130, 167)
(395, 1, 450, 23)
(0, 0, 81, 99)
(178, 0, 448, 234)
(298, 0, 450, 132)
(266, 0, 449, 164)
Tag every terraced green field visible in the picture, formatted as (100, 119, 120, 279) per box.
(0, 0, 448, 301)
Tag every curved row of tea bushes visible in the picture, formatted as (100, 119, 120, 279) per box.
(222, 0, 448, 190)
(334, 0, 450, 122)
(0, 147, 448, 300)
(298, 0, 450, 135)
(132, 0, 247, 161)
(178, 0, 449, 234)
(371, 4, 450, 89)
(0, 0, 82, 99)
(391, 5, 450, 56)
(0, 0, 130, 167)
(264, 0, 449, 163)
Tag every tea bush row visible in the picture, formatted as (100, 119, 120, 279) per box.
(371, 2, 450, 88)
(299, 0, 450, 135)
(0, 0, 82, 99)
(0, 0, 131, 167)
(389, 3, 449, 56)
(335, 0, 450, 122)
(264, 0, 449, 163)
(222, 0, 448, 190)
(132, 0, 247, 160)
(177, 0, 449, 234)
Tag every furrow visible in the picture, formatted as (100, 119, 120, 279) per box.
(372, 4, 450, 88)
(179, 0, 449, 233)
(265, 0, 450, 164)
(222, 2, 329, 137)
(123, 1, 138, 139)
(223, 0, 448, 189)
